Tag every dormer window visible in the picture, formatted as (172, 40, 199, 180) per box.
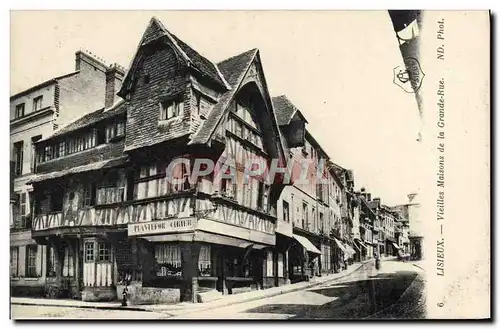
(160, 97, 184, 121)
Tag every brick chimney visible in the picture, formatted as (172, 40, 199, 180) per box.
(105, 64, 125, 108)
(75, 49, 108, 73)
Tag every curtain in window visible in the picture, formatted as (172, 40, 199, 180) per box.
(198, 245, 211, 276)
(63, 245, 75, 277)
(155, 244, 182, 277)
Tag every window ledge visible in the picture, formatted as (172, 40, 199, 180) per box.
(10, 277, 20, 281)
(24, 277, 39, 281)
(158, 117, 182, 125)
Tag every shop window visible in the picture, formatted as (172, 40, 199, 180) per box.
(84, 242, 95, 262)
(63, 245, 75, 277)
(277, 253, 284, 278)
(198, 245, 212, 277)
(46, 245, 57, 277)
(155, 244, 182, 277)
(10, 247, 19, 277)
(26, 245, 38, 277)
(266, 250, 274, 277)
(98, 243, 111, 262)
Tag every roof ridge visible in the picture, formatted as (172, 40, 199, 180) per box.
(217, 48, 259, 66)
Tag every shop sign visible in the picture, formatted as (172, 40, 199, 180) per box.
(128, 217, 195, 236)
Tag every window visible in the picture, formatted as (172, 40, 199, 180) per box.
(302, 202, 308, 229)
(160, 97, 184, 120)
(198, 245, 212, 276)
(33, 96, 43, 111)
(84, 242, 95, 262)
(283, 200, 290, 223)
(30, 135, 42, 172)
(13, 141, 23, 176)
(98, 243, 111, 262)
(46, 245, 56, 277)
(17, 193, 27, 228)
(116, 122, 125, 137)
(26, 245, 38, 277)
(257, 182, 269, 212)
(143, 74, 150, 84)
(155, 244, 182, 277)
(45, 145, 53, 161)
(84, 183, 96, 206)
(15, 103, 25, 119)
(96, 185, 124, 205)
(58, 141, 66, 157)
(312, 207, 316, 232)
(10, 247, 19, 277)
(320, 212, 324, 232)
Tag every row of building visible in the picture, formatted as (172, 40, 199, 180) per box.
(10, 17, 423, 304)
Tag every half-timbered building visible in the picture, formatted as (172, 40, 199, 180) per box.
(28, 17, 290, 304)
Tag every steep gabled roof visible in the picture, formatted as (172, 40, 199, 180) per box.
(189, 48, 258, 145)
(39, 100, 126, 143)
(119, 17, 229, 97)
(272, 95, 308, 126)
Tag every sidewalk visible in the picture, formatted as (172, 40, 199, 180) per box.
(11, 259, 372, 315)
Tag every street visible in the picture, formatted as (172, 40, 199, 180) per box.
(11, 260, 425, 320)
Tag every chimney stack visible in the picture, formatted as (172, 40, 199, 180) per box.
(366, 193, 371, 201)
(105, 64, 125, 108)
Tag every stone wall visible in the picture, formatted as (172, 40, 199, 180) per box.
(116, 282, 180, 305)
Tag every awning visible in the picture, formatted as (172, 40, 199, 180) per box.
(293, 235, 321, 255)
(333, 238, 348, 254)
(355, 238, 368, 249)
(392, 242, 401, 250)
(344, 244, 357, 256)
(28, 156, 128, 184)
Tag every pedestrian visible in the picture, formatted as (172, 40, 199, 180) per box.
(122, 282, 129, 307)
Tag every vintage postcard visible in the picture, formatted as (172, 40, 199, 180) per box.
(9, 10, 490, 320)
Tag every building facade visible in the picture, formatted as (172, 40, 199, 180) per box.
(10, 50, 124, 297)
(16, 16, 415, 305)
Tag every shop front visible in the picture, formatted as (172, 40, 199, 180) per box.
(288, 234, 321, 283)
(354, 238, 368, 261)
(125, 213, 277, 304)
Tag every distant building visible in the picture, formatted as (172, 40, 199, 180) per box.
(393, 193, 423, 260)
(10, 49, 124, 297)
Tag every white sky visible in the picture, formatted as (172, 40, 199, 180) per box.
(10, 10, 423, 205)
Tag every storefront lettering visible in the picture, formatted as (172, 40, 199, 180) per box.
(128, 218, 195, 236)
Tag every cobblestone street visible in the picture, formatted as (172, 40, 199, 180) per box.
(12, 260, 425, 320)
